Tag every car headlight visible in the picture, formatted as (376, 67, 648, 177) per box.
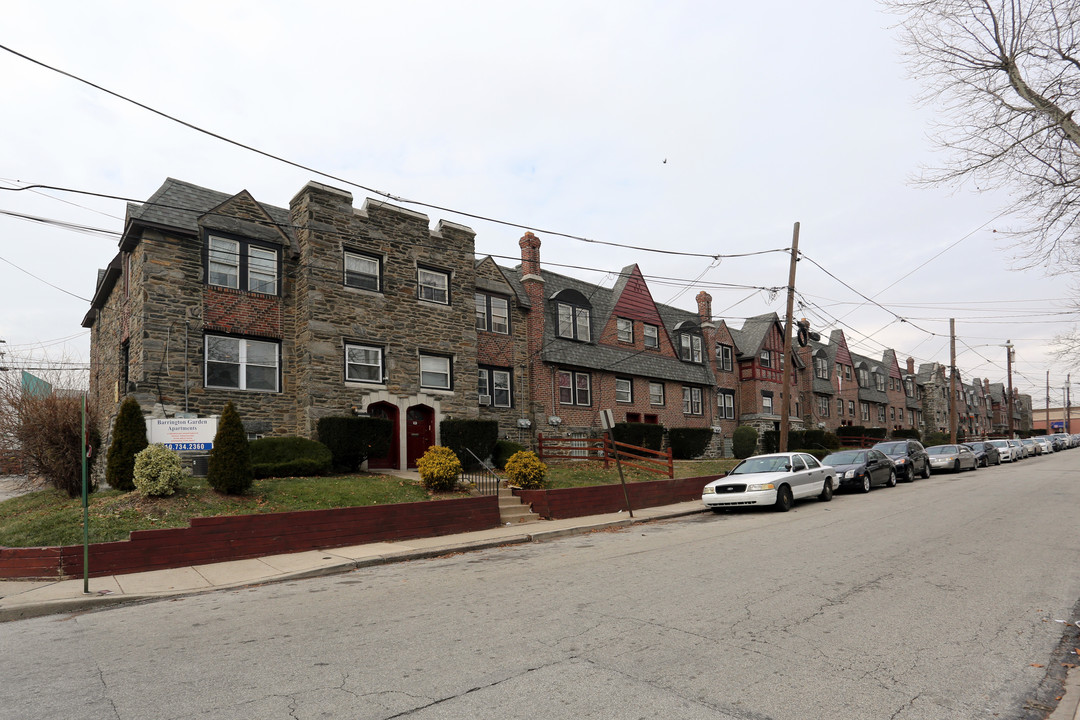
(746, 482, 775, 492)
(703, 486, 715, 494)
(895, 458, 907, 465)
(844, 469, 856, 479)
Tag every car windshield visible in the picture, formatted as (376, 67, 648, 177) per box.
(927, 445, 956, 455)
(990, 440, 1008, 448)
(824, 451, 865, 465)
(730, 456, 792, 474)
(875, 442, 906, 454)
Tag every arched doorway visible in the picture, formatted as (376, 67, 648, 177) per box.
(406, 404, 435, 468)
(367, 402, 399, 470)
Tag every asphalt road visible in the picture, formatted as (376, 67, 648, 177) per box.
(3, 452, 1079, 719)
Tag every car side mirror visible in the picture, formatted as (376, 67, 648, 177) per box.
(784, 464, 792, 472)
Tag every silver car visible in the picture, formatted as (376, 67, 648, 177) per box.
(989, 439, 1015, 462)
(926, 444, 978, 473)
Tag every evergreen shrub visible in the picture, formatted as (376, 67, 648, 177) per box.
(493, 440, 525, 470)
(732, 426, 758, 459)
(207, 402, 253, 494)
(316, 416, 392, 472)
(668, 428, 713, 459)
(105, 397, 149, 492)
(416, 445, 462, 492)
(132, 444, 184, 497)
(440, 419, 498, 469)
(504, 450, 547, 489)
(890, 428, 922, 440)
(611, 422, 665, 455)
(249, 436, 332, 478)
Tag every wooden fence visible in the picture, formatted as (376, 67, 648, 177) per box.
(536, 433, 673, 479)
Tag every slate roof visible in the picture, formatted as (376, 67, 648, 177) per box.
(850, 350, 889, 404)
(515, 266, 716, 386)
(124, 178, 293, 239)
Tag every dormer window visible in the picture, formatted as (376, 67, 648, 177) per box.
(680, 334, 703, 363)
(552, 290, 592, 342)
(857, 366, 869, 387)
(813, 353, 829, 380)
(759, 349, 772, 368)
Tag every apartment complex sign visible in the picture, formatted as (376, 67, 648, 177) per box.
(149, 418, 217, 451)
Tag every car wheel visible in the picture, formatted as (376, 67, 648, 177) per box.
(819, 478, 833, 502)
(861, 475, 871, 493)
(710, 507, 725, 514)
(774, 485, 794, 512)
(886, 469, 896, 487)
(953, 460, 960, 473)
(921, 463, 931, 479)
(995, 457, 1001, 465)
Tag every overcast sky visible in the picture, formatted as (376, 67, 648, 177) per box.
(1, 1, 1075, 404)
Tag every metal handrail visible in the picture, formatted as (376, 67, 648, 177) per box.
(461, 448, 502, 496)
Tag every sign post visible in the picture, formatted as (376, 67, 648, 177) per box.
(600, 409, 633, 518)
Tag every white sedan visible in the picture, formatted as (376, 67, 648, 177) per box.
(703, 452, 836, 513)
(988, 439, 1015, 462)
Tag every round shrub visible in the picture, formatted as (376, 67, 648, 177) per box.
(132, 444, 185, 497)
(416, 446, 462, 492)
(504, 450, 547, 489)
(732, 426, 758, 459)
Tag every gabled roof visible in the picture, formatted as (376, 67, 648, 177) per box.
(728, 313, 777, 359)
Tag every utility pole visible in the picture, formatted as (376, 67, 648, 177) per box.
(949, 319, 957, 444)
(1005, 341, 1014, 437)
(1046, 370, 1051, 433)
(1066, 373, 1071, 434)
(778, 222, 800, 453)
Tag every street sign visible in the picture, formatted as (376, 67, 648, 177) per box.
(150, 418, 217, 451)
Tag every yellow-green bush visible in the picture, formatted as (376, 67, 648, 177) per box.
(132, 443, 185, 497)
(416, 445, 462, 492)
(504, 450, 547, 489)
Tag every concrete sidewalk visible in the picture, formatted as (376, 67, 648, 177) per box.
(0, 500, 707, 623)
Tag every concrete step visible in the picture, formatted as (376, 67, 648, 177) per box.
(497, 491, 540, 524)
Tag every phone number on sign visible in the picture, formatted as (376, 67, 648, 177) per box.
(164, 443, 212, 451)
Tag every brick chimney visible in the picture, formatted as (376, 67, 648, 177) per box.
(696, 291, 713, 326)
(519, 232, 542, 280)
(906, 357, 915, 375)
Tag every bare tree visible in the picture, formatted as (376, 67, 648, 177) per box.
(886, 0, 1080, 267)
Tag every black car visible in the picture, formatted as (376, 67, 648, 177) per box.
(871, 440, 931, 482)
(963, 441, 1001, 467)
(823, 448, 897, 493)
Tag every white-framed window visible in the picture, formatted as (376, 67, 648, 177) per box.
(643, 323, 659, 349)
(837, 397, 844, 416)
(814, 356, 829, 380)
(683, 386, 703, 415)
(345, 343, 383, 384)
(205, 335, 279, 392)
(874, 372, 886, 391)
(419, 353, 452, 389)
(557, 370, 591, 406)
(207, 235, 279, 294)
(418, 266, 450, 304)
(556, 302, 591, 341)
(615, 377, 633, 403)
(760, 349, 772, 368)
(857, 367, 870, 387)
(680, 334, 703, 363)
(908, 410, 915, 426)
(861, 402, 870, 421)
(208, 236, 239, 289)
(718, 390, 735, 419)
(878, 405, 886, 422)
(849, 400, 855, 417)
(649, 381, 665, 406)
(475, 293, 509, 334)
(818, 395, 830, 416)
(478, 367, 511, 407)
(248, 247, 277, 294)
(344, 251, 381, 292)
(718, 344, 734, 372)
(617, 318, 633, 344)
(761, 393, 773, 415)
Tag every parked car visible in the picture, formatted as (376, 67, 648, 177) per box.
(988, 439, 1016, 462)
(823, 449, 897, 492)
(702, 452, 835, 513)
(871, 440, 931, 482)
(1007, 438, 1028, 459)
(1034, 437, 1054, 454)
(963, 441, 1001, 467)
(926, 444, 978, 472)
(1021, 438, 1041, 456)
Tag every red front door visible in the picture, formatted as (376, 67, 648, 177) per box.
(366, 402, 399, 470)
(406, 405, 434, 468)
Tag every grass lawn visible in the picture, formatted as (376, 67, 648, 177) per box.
(0, 474, 465, 548)
(544, 458, 737, 488)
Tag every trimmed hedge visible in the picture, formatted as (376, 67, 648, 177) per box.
(924, 431, 950, 446)
(668, 427, 713, 459)
(493, 440, 525, 470)
(762, 429, 842, 454)
(316, 416, 392, 472)
(890, 428, 922, 440)
(611, 422, 665, 455)
(733, 426, 758, 459)
(440, 419, 499, 469)
(836, 425, 888, 440)
(249, 437, 333, 479)
(794, 448, 830, 460)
